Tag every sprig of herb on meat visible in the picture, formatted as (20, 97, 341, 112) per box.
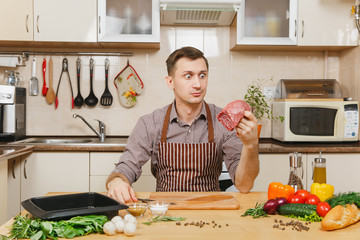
(241, 202, 269, 218)
(143, 216, 186, 225)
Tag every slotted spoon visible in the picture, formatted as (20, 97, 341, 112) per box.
(100, 58, 113, 106)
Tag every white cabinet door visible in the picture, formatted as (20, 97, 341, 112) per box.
(7, 157, 22, 220)
(98, 0, 160, 43)
(0, 0, 33, 41)
(297, 0, 358, 46)
(252, 153, 304, 192)
(90, 152, 156, 192)
(233, 0, 298, 45)
(0, 159, 8, 225)
(20, 152, 89, 202)
(307, 153, 360, 194)
(33, 0, 97, 42)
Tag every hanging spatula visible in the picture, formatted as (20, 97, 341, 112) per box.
(100, 58, 113, 106)
(29, 57, 39, 96)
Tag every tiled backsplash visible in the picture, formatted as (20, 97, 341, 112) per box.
(0, 26, 351, 138)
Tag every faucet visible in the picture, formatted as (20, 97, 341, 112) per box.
(73, 114, 105, 142)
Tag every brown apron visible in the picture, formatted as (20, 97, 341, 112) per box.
(156, 102, 221, 192)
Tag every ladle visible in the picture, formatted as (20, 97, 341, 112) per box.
(74, 57, 84, 107)
(85, 58, 98, 107)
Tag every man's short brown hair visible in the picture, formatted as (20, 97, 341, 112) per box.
(166, 46, 209, 77)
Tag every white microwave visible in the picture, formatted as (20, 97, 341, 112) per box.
(272, 100, 359, 142)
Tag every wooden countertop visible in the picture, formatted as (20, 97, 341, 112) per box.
(1, 192, 359, 240)
(0, 145, 33, 162)
(259, 138, 360, 153)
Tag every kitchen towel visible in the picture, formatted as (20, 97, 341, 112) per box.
(0, 55, 22, 67)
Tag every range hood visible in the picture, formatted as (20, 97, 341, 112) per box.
(160, 0, 241, 26)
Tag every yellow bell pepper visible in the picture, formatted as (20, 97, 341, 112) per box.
(310, 183, 334, 201)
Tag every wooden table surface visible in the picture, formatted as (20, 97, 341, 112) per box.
(1, 192, 360, 240)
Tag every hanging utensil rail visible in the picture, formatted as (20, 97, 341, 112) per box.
(0, 51, 134, 61)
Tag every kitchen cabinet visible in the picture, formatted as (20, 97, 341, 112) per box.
(7, 156, 22, 221)
(33, 0, 97, 42)
(297, 0, 357, 46)
(232, 0, 297, 46)
(90, 152, 156, 192)
(231, 0, 358, 49)
(0, 0, 33, 41)
(253, 153, 307, 192)
(0, 160, 8, 225)
(20, 152, 89, 201)
(306, 153, 360, 194)
(6, 152, 89, 220)
(97, 0, 160, 45)
(255, 153, 360, 194)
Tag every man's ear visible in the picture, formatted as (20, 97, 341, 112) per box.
(166, 75, 175, 90)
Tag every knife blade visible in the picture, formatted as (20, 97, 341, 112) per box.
(137, 198, 154, 202)
(137, 198, 176, 205)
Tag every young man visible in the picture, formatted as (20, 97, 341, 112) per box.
(107, 46, 259, 203)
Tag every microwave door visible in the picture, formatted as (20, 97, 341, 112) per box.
(289, 107, 337, 136)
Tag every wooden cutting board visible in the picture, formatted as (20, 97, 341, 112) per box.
(149, 192, 240, 210)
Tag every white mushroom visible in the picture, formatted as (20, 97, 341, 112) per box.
(103, 221, 116, 236)
(124, 222, 137, 236)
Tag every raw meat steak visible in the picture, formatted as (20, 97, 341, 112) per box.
(217, 100, 251, 131)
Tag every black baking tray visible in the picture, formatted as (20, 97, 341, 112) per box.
(21, 192, 128, 221)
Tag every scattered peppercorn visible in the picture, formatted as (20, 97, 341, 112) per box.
(176, 220, 229, 229)
(272, 219, 310, 231)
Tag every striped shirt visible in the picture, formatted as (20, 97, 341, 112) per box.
(109, 101, 243, 186)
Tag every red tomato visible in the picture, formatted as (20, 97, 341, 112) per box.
(294, 189, 310, 200)
(317, 202, 331, 217)
(288, 195, 305, 204)
(305, 194, 321, 205)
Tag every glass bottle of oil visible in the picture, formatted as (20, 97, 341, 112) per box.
(313, 152, 326, 184)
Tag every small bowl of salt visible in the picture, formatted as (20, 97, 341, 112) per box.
(149, 201, 170, 216)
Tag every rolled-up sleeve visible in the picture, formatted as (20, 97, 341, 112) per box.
(222, 131, 243, 183)
(108, 116, 155, 185)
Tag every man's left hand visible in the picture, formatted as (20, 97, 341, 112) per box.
(234, 111, 258, 146)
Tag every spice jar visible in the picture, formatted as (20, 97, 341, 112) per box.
(288, 152, 303, 191)
(313, 151, 326, 184)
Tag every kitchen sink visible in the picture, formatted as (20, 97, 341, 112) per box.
(26, 139, 93, 144)
(9, 137, 128, 147)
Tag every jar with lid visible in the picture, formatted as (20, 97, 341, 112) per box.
(288, 152, 303, 191)
(313, 152, 326, 184)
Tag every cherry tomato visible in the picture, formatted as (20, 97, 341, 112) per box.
(294, 189, 310, 201)
(317, 202, 331, 217)
(288, 195, 305, 204)
(305, 194, 321, 205)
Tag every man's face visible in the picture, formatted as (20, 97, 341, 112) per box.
(166, 57, 208, 106)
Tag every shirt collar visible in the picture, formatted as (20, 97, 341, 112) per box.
(170, 100, 207, 124)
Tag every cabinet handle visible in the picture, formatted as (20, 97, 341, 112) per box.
(36, 15, 39, 33)
(25, 14, 29, 33)
(12, 159, 16, 179)
(294, 19, 297, 37)
(24, 159, 27, 179)
(99, 16, 101, 34)
(301, 20, 304, 38)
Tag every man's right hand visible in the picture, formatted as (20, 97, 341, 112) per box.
(107, 178, 138, 203)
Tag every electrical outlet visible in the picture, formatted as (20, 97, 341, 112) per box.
(263, 87, 275, 99)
